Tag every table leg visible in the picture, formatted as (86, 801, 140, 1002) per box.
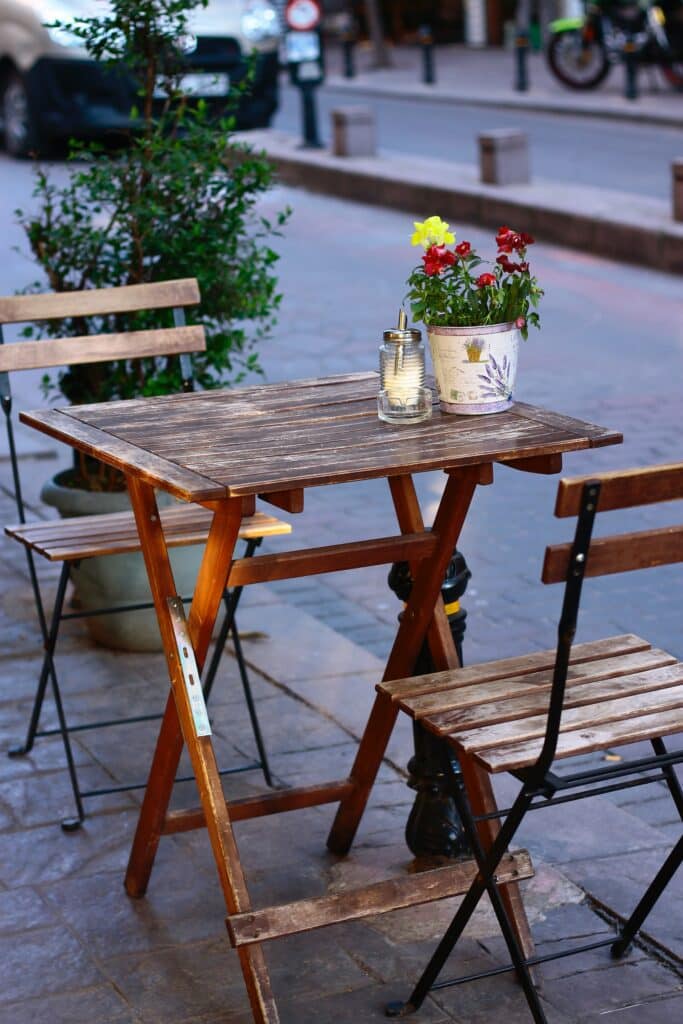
(327, 468, 479, 854)
(327, 468, 534, 960)
(123, 480, 280, 1024)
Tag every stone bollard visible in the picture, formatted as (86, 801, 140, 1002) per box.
(331, 106, 376, 158)
(478, 129, 530, 186)
(673, 160, 683, 222)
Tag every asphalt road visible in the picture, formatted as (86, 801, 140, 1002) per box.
(274, 81, 683, 200)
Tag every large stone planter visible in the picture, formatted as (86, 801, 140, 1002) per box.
(41, 471, 204, 653)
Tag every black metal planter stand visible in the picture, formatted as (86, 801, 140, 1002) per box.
(388, 550, 472, 859)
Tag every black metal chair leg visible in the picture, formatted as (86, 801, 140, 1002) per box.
(612, 834, 683, 958)
(9, 560, 69, 757)
(230, 616, 273, 787)
(652, 737, 683, 820)
(387, 785, 534, 1018)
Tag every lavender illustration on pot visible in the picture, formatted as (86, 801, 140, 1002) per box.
(478, 354, 513, 400)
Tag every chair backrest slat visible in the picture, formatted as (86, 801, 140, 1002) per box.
(543, 525, 683, 583)
(555, 463, 683, 517)
(0, 325, 206, 373)
(0, 278, 200, 324)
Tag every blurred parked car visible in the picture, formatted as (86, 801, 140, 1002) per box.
(0, 1, 281, 156)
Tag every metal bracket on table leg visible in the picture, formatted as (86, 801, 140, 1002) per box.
(167, 598, 212, 738)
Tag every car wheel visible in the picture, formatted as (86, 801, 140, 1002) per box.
(2, 72, 40, 158)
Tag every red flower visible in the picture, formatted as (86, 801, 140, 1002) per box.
(496, 226, 526, 253)
(455, 241, 471, 257)
(519, 232, 535, 247)
(422, 244, 455, 276)
(476, 272, 496, 288)
(497, 254, 520, 272)
(515, 316, 526, 329)
(519, 261, 529, 272)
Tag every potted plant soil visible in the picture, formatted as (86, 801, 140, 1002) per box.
(16, 0, 287, 651)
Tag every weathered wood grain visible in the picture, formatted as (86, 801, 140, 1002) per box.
(5, 508, 291, 562)
(0, 278, 200, 323)
(19, 408, 226, 503)
(0, 325, 205, 373)
(227, 851, 533, 947)
(555, 463, 683, 517)
(377, 635, 651, 703)
(542, 525, 683, 583)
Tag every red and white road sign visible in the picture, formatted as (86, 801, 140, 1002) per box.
(285, 0, 321, 32)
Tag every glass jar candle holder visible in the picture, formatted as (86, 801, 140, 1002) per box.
(378, 315, 432, 424)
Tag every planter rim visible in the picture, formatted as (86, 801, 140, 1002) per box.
(426, 321, 517, 336)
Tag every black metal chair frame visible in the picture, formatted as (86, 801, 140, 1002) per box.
(387, 479, 683, 1023)
(1, 307, 273, 833)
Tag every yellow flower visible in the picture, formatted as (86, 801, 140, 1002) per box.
(410, 216, 455, 250)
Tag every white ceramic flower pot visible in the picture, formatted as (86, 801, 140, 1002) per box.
(427, 322, 520, 415)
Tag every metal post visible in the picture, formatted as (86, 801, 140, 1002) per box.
(623, 38, 638, 100)
(299, 82, 323, 148)
(418, 25, 435, 85)
(388, 550, 472, 859)
(342, 32, 355, 78)
(515, 34, 530, 92)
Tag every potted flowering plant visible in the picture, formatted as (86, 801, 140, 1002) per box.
(406, 217, 543, 415)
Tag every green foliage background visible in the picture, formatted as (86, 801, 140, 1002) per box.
(17, 0, 287, 408)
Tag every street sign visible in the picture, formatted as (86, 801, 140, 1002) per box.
(285, 0, 321, 32)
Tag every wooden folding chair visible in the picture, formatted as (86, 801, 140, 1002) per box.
(0, 280, 290, 830)
(380, 463, 683, 1021)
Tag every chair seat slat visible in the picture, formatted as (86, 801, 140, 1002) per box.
(390, 644, 662, 721)
(477, 705, 683, 773)
(448, 671, 683, 753)
(427, 656, 681, 736)
(5, 507, 291, 561)
(377, 634, 650, 704)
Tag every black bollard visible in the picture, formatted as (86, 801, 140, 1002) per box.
(342, 31, 356, 78)
(623, 38, 638, 100)
(300, 82, 323, 148)
(418, 24, 435, 85)
(388, 550, 473, 860)
(514, 33, 530, 92)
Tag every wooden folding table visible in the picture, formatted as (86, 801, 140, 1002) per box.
(21, 372, 621, 1023)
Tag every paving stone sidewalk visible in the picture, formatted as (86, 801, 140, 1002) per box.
(322, 43, 683, 128)
(1, 185, 682, 1022)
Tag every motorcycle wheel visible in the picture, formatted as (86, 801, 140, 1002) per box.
(547, 30, 611, 90)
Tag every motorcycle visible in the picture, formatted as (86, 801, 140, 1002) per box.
(547, 0, 683, 90)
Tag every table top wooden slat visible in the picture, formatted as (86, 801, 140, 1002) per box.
(20, 373, 622, 501)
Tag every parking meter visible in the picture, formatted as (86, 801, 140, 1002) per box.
(284, 0, 324, 147)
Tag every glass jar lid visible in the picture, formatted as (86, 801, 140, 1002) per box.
(383, 327, 422, 344)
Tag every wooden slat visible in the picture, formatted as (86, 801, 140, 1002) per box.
(0, 325, 205, 373)
(426, 654, 680, 735)
(0, 278, 200, 324)
(161, 780, 354, 835)
(19, 408, 226, 503)
(226, 850, 533, 947)
(479, 707, 683, 773)
(555, 463, 683, 517)
(55, 386, 621, 498)
(5, 508, 291, 562)
(227, 532, 438, 587)
(449, 666, 683, 752)
(542, 526, 683, 583)
(378, 634, 651, 703)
